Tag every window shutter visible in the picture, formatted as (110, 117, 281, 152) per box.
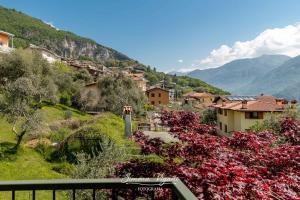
(245, 112, 250, 119)
(258, 112, 264, 119)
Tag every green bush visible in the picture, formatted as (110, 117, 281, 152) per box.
(50, 129, 69, 142)
(64, 110, 73, 120)
(59, 93, 72, 106)
(52, 162, 75, 175)
(201, 108, 217, 125)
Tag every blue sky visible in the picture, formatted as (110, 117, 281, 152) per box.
(1, 0, 300, 72)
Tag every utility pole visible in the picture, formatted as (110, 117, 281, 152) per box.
(123, 106, 132, 138)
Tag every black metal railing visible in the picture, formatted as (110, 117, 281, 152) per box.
(0, 178, 197, 200)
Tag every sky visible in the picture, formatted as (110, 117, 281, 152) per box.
(1, 0, 300, 72)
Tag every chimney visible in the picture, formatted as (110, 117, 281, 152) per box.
(242, 100, 247, 109)
(123, 106, 133, 138)
(291, 100, 297, 109)
(276, 99, 283, 106)
(282, 99, 288, 109)
(222, 100, 226, 106)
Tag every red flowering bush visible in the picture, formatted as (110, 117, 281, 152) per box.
(280, 117, 300, 145)
(117, 111, 300, 199)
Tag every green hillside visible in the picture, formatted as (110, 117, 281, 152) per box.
(0, 104, 132, 199)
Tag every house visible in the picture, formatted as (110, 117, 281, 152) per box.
(183, 92, 214, 106)
(213, 95, 296, 135)
(0, 30, 14, 53)
(28, 44, 61, 63)
(127, 72, 148, 91)
(146, 87, 169, 106)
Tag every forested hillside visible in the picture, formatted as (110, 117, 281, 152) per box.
(0, 6, 130, 62)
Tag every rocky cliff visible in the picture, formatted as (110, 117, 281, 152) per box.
(0, 6, 130, 62)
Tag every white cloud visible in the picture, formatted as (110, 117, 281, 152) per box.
(44, 21, 59, 31)
(178, 59, 183, 63)
(195, 23, 300, 69)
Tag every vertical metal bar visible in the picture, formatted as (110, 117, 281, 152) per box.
(92, 189, 96, 200)
(112, 189, 117, 200)
(52, 190, 56, 200)
(11, 190, 15, 200)
(72, 189, 76, 200)
(150, 190, 155, 200)
(172, 189, 179, 200)
(32, 190, 35, 200)
(132, 188, 136, 200)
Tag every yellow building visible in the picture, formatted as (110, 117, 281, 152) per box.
(183, 92, 214, 106)
(146, 87, 169, 106)
(213, 95, 296, 135)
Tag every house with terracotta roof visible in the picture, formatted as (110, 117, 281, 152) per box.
(0, 30, 14, 53)
(127, 72, 148, 91)
(146, 87, 169, 106)
(183, 92, 214, 106)
(213, 95, 297, 135)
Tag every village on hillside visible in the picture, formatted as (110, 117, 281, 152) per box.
(0, 24, 299, 200)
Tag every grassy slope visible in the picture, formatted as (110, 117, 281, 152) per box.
(0, 104, 129, 199)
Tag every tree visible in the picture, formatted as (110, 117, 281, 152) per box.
(80, 73, 147, 115)
(0, 49, 57, 151)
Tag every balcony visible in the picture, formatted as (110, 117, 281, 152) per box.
(0, 45, 14, 53)
(0, 178, 197, 200)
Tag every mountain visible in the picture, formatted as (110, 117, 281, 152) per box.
(243, 55, 300, 98)
(188, 55, 290, 94)
(0, 6, 130, 62)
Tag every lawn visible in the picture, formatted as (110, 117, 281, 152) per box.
(0, 105, 133, 199)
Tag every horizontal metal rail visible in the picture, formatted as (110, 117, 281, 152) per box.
(0, 178, 197, 200)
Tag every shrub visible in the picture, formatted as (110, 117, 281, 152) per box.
(201, 108, 217, 125)
(64, 110, 73, 120)
(49, 129, 69, 142)
(52, 162, 75, 175)
(59, 93, 72, 106)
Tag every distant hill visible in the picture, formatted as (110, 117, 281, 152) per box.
(188, 55, 290, 94)
(0, 6, 130, 62)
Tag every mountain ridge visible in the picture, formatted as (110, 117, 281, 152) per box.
(187, 54, 290, 94)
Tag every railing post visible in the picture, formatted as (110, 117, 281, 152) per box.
(72, 189, 76, 200)
(150, 190, 155, 200)
(172, 189, 179, 200)
(52, 190, 56, 200)
(32, 190, 35, 200)
(112, 188, 118, 200)
(11, 190, 15, 200)
(92, 188, 96, 200)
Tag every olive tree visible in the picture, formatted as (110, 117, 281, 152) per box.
(0, 49, 57, 151)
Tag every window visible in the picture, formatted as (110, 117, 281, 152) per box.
(151, 93, 155, 97)
(224, 109, 227, 116)
(218, 108, 223, 115)
(219, 122, 222, 130)
(158, 101, 161, 104)
(0, 41, 3, 46)
(225, 124, 228, 133)
(151, 101, 155, 105)
(245, 112, 263, 119)
(158, 93, 161, 97)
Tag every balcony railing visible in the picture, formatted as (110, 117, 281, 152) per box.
(0, 178, 197, 200)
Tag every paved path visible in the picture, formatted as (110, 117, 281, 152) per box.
(143, 131, 180, 143)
